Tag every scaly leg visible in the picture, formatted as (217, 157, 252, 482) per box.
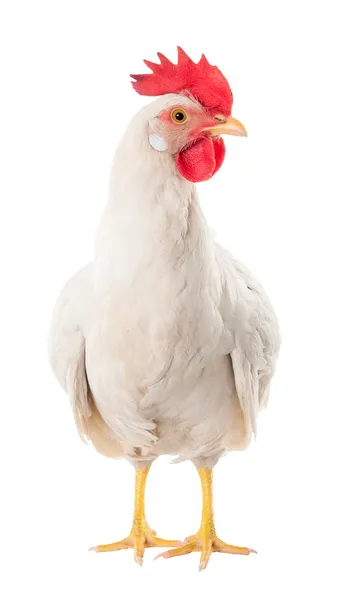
(90, 466, 181, 566)
(156, 467, 256, 571)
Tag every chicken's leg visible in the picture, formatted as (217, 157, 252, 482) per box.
(156, 467, 256, 571)
(90, 466, 180, 566)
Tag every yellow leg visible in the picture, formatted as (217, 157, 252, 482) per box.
(156, 467, 256, 571)
(90, 467, 181, 566)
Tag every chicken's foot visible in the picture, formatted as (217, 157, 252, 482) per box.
(155, 467, 256, 571)
(89, 466, 181, 566)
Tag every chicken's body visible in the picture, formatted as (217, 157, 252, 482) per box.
(49, 55, 280, 570)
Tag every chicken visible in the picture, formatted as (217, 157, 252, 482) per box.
(48, 47, 280, 571)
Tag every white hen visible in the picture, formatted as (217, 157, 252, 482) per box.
(48, 48, 280, 570)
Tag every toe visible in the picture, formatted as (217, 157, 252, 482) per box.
(134, 537, 145, 566)
(155, 541, 195, 560)
(199, 539, 212, 572)
(93, 539, 130, 553)
(150, 536, 182, 548)
(214, 539, 257, 555)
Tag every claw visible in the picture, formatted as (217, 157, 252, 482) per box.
(134, 554, 143, 567)
(199, 561, 207, 572)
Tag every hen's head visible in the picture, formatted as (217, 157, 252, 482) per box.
(131, 47, 247, 183)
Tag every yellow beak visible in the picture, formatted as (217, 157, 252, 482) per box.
(202, 115, 247, 138)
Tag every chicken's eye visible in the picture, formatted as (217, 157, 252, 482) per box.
(171, 109, 187, 124)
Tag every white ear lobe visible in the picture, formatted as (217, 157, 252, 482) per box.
(148, 134, 168, 152)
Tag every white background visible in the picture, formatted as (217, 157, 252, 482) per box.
(1, 1, 348, 598)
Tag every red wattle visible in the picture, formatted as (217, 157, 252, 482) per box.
(176, 137, 225, 183)
(212, 137, 226, 175)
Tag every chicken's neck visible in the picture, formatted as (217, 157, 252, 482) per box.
(95, 134, 215, 291)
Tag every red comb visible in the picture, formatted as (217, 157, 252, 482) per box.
(130, 47, 233, 117)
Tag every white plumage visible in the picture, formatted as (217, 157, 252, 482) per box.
(48, 94, 280, 470)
